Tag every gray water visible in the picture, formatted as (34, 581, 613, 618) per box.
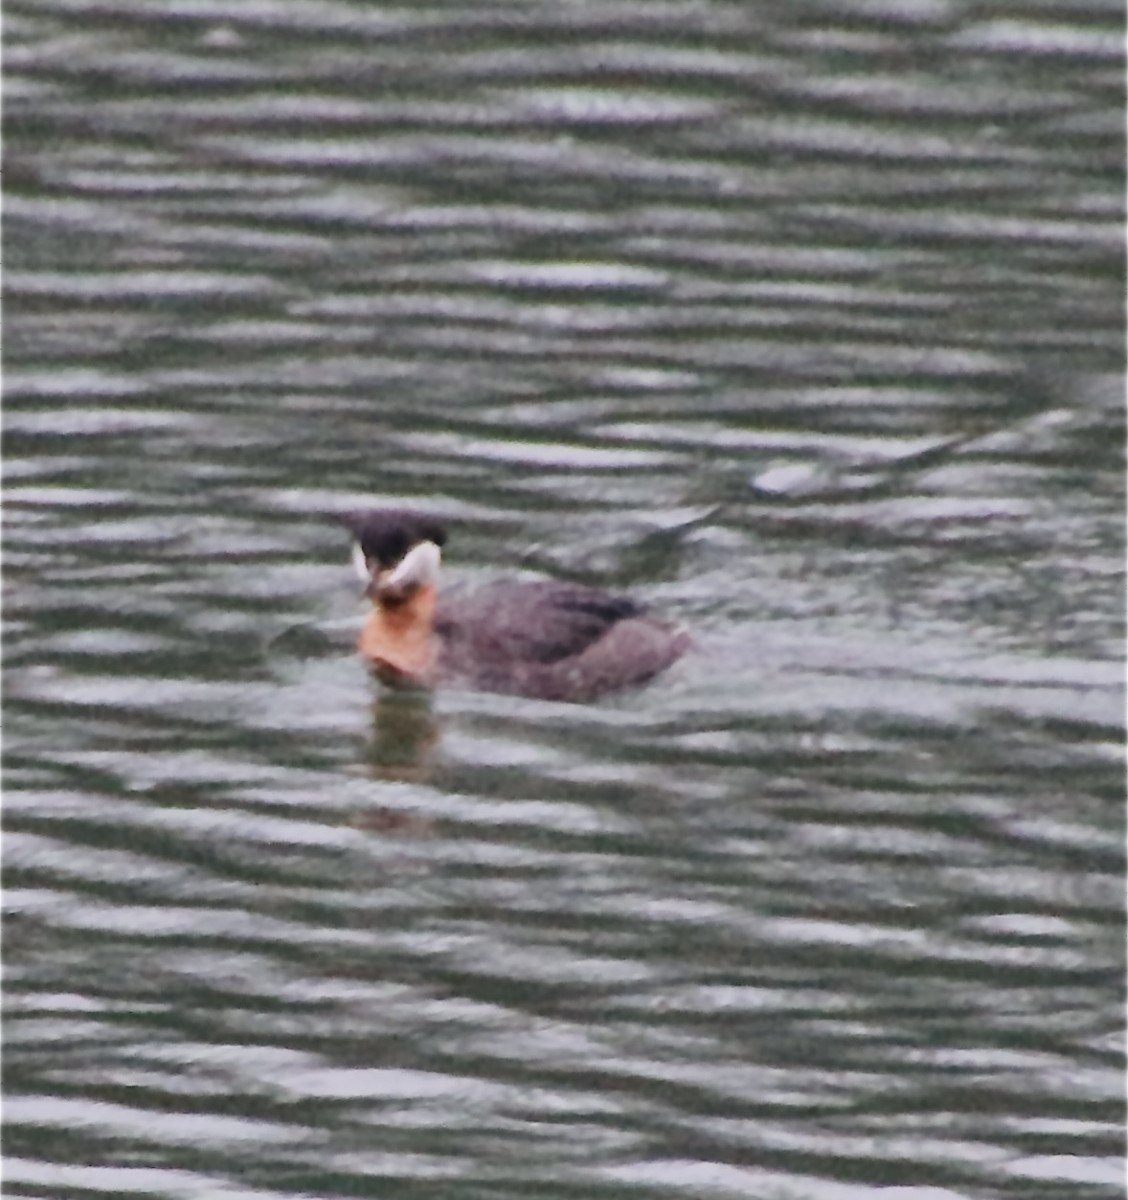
(4, 2, 1125, 1198)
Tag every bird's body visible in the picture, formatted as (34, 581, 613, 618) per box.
(342, 509, 687, 703)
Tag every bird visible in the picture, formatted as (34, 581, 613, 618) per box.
(340, 508, 688, 703)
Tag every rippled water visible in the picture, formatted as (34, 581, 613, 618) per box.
(4, 1, 1125, 1198)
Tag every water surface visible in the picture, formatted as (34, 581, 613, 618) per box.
(4, 1, 1125, 1198)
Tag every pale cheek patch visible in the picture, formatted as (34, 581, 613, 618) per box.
(386, 540, 442, 592)
(351, 542, 372, 585)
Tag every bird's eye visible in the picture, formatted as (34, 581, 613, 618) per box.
(351, 542, 372, 584)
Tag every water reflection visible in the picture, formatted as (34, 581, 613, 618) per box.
(5, 0, 1124, 1197)
(363, 690, 442, 783)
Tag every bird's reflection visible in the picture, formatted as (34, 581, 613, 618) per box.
(365, 688, 440, 778)
(352, 688, 439, 835)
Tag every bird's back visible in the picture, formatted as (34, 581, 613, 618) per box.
(435, 580, 687, 701)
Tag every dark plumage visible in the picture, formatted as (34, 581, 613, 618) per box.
(438, 581, 642, 665)
(341, 509, 688, 702)
(435, 580, 685, 702)
(341, 509, 448, 570)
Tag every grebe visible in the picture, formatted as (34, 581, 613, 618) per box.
(341, 509, 688, 702)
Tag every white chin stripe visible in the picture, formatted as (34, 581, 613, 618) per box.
(351, 542, 372, 584)
(386, 540, 442, 592)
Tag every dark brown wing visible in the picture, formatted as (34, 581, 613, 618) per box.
(436, 580, 688, 701)
(437, 581, 643, 666)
